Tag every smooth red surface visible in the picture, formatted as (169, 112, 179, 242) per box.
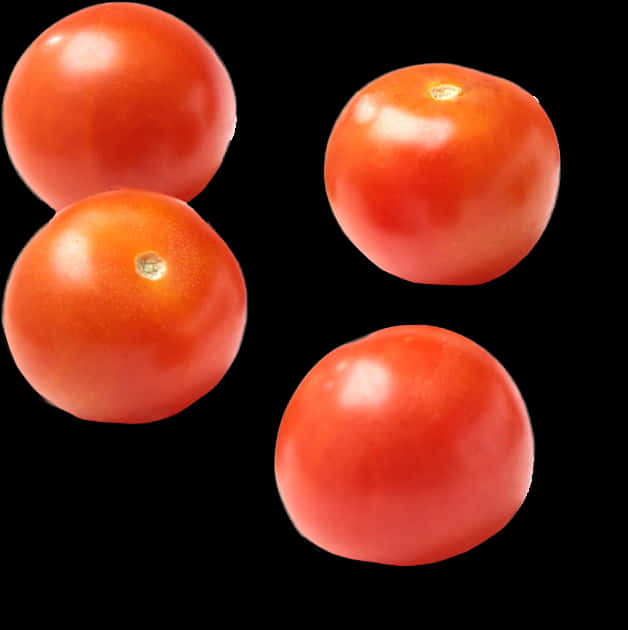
(3, 2, 236, 210)
(324, 63, 560, 285)
(275, 325, 534, 565)
(2, 189, 247, 423)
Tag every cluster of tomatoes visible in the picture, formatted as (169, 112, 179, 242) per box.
(2, 3, 559, 566)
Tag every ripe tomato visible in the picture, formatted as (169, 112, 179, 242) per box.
(2, 189, 247, 423)
(324, 63, 560, 285)
(2, 2, 236, 211)
(274, 325, 534, 565)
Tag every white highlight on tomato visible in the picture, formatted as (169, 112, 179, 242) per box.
(61, 31, 118, 73)
(372, 105, 453, 148)
(52, 229, 90, 283)
(354, 95, 378, 124)
(340, 358, 391, 407)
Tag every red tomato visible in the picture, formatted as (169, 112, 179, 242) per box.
(2, 189, 246, 423)
(324, 63, 560, 285)
(2, 2, 236, 211)
(274, 325, 534, 565)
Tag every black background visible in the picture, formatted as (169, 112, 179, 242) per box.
(0, 0, 591, 608)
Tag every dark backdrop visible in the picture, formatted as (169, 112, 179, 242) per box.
(0, 0, 588, 607)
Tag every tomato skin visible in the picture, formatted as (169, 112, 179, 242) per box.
(274, 325, 534, 565)
(324, 63, 560, 285)
(2, 2, 236, 211)
(2, 189, 247, 423)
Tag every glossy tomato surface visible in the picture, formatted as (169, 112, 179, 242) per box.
(324, 63, 560, 285)
(2, 2, 236, 211)
(2, 189, 247, 423)
(275, 325, 534, 565)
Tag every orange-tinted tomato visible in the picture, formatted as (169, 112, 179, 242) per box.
(2, 2, 236, 211)
(324, 63, 560, 285)
(2, 189, 247, 423)
(275, 325, 534, 565)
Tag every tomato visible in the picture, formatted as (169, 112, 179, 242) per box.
(2, 189, 247, 423)
(274, 325, 534, 565)
(2, 2, 236, 211)
(324, 63, 560, 285)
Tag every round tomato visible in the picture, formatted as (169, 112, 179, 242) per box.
(324, 63, 560, 285)
(2, 2, 236, 211)
(274, 325, 534, 565)
(2, 189, 247, 423)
